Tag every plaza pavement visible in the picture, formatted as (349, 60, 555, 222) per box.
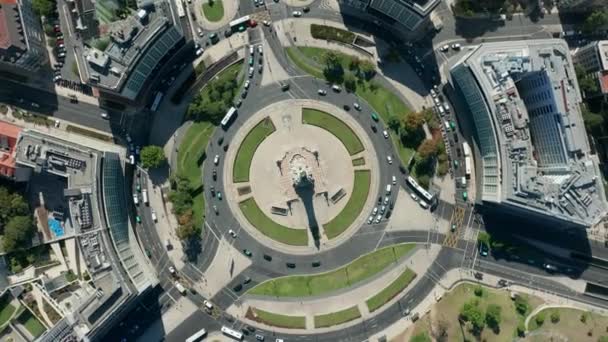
(222, 98, 380, 253)
(260, 30, 291, 86)
(386, 187, 435, 233)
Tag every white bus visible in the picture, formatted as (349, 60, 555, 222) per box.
(175, 0, 185, 17)
(142, 189, 149, 205)
(465, 156, 472, 178)
(221, 107, 237, 128)
(407, 176, 434, 203)
(185, 329, 207, 342)
(462, 141, 471, 158)
(221, 326, 243, 340)
(151, 92, 163, 111)
(229, 15, 250, 30)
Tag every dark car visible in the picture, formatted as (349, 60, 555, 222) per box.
(478, 242, 489, 257)
(233, 284, 243, 292)
(224, 29, 233, 38)
(312, 261, 321, 267)
(212, 169, 217, 180)
(263, 254, 272, 261)
(343, 104, 350, 111)
(280, 83, 290, 91)
(243, 249, 253, 257)
(286, 262, 296, 268)
(302, 6, 310, 12)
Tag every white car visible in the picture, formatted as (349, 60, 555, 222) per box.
(386, 155, 393, 164)
(100, 112, 109, 119)
(195, 48, 204, 56)
(292, 10, 302, 17)
(384, 196, 390, 205)
(332, 85, 342, 92)
(53, 75, 62, 82)
(263, 20, 271, 26)
(169, 266, 176, 275)
(133, 194, 139, 205)
(430, 89, 436, 98)
(228, 229, 237, 238)
(353, 103, 361, 111)
(380, 205, 386, 214)
(244, 80, 251, 89)
(213, 154, 220, 165)
(451, 43, 461, 50)
(410, 193, 418, 201)
(151, 210, 158, 222)
(317, 89, 327, 96)
(258, 45, 263, 55)
(374, 214, 382, 223)
(440, 45, 449, 52)
(392, 175, 396, 185)
(372, 207, 378, 215)
(197, 28, 204, 37)
(367, 215, 373, 224)
(419, 200, 429, 209)
(382, 130, 389, 139)
(249, 67, 254, 78)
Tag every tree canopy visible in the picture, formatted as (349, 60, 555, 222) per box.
(140, 145, 166, 169)
(3, 216, 34, 253)
(187, 74, 239, 123)
(32, 0, 54, 17)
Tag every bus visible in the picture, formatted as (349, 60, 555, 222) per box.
(221, 107, 237, 128)
(142, 189, 149, 205)
(185, 329, 207, 342)
(229, 15, 250, 32)
(150, 91, 163, 111)
(462, 141, 471, 158)
(464, 156, 472, 178)
(407, 176, 434, 203)
(175, 0, 185, 17)
(221, 326, 243, 340)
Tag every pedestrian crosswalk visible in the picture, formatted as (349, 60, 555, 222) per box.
(442, 206, 465, 248)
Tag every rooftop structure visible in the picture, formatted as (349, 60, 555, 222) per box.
(11, 129, 156, 340)
(0, 0, 47, 76)
(81, 0, 184, 101)
(573, 40, 608, 97)
(0, 121, 22, 178)
(450, 39, 607, 227)
(367, 0, 440, 31)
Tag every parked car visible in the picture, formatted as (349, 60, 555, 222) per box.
(292, 10, 302, 17)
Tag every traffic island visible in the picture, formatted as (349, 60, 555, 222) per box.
(202, 0, 224, 22)
(246, 307, 306, 329)
(314, 306, 361, 328)
(365, 268, 417, 312)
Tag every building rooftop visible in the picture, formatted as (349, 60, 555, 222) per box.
(598, 41, 608, 71)
(0, 0, 26, 57)
(450, 39, 607, 227)
(82, 0, 183, 100)
(0, 121, 22, 178)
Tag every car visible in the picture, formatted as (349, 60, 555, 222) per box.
(384, 196, 390, 205)
(256, 334, 265, 341)
(389, 201, 394, 210)
(430, 89, 436, 98)
(169, 266, 176, 275)
(440, 45, 449, 52)
(292, 10, 302, 17)
(241, 90, 247, 98)
(195, 47, 204, 56)
(410, 193, 418, 201)
(213, 205, 219, 214)
(377, 196, 382, 204)
(312, 261, 321, 267)
(343, 104, 350, 111)
(53, 75, 62, 82)
(332, 85, 342, 92)
(249, 67, 254, 78)
(382, 130, 389, 139)
(224, 29, 233, 37)
(217, 191, 222, 200)
(263, 20, 271, 26)
(451, 223, 456, 232)
(146, 250, 152, 258)
(209, 33, 219, 44)
(453, 160, 459, 168)
(386, 155, 393, 164)
(197, 27, 204, 37)
(56, 39, 64, 45)
(249, 45, 255, 55)
(302, 6, 310, 12)
(419, 200, 429, 209)
(374, 214, 382, 223)
(286, 262, 295, 268)
(135, 216, 141, 223)
(385, 209, 392, 218)
(233, 284, 243, 292)
(258, 45, 263, 55)
(497, 279, 508, 287)
(249, 57, 254, 66)
(258, 64, 263, 73)
(367, 216, 373, 224)
(244, 80, 251, 89)
(371, 125, 377, 132)
(371, 112, 379, 121)
(462, 191, 468, 201)
(151, 210, 158, 222)
(451, 43, 461, 50)
(136, 183, 141, 192)
(213, 154, 220, 165)
(478, 242, 489, 256)
(100, 112, 109, 119)
(212, 169, 217, 180)
(53, 25, 61, 32)
(244, 277, 252, 284)
(317, 89, 327, 96)
(372, 207, 378, 215)
(392, 175, 397, 185)
(135, 146, 141, 155)
(281, 83, 290, 91)
(228, 229, 237, 238)
(380, 205, 386, 214)
(353, 102, 361, 111)
(243, 249, 253, 257)
(263, 254, 272, 261)
(543, 263, 558, 272)
(133, 194, 139, 205)
(235, 99, 243, 107)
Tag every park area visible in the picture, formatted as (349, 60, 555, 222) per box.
(527, 307, 608, 341)
(285, 46, 414, 165)
(248, 243, 416, 297)
(322, 170, 370, 239)
(202, 0, 224, 22)
(239, 197, 308, 246)
(233, 117, 276, 183)
(302, 108, 364, 155)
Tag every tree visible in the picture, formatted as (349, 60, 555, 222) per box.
(516, 322, 525, 337)
(485, 304, 502, 332)
(514, 295, 529, 316)
(140, 145, 166, 169)
(32, 0, 54, 17)
(359, 60, 376, 80)
(550, 311, 560, 323)
(400, 112, 426, 148)
(460, 299, 485, 335)
(176, 222, 201, 240)
(535, 313, 545, 326)
(387, 116, 401, 132)
(582, 107, 604, 136)
(583, 10, 608, 33)
(3, 216, 34, 253)
(417, 139, 438, 159)
(344, 73, 357, 92)
(323, 51, 344, 83)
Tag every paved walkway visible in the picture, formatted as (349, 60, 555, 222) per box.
(194, 0, 238, 31)
(228, 245, 438, 333)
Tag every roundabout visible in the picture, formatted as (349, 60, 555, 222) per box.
(224, 99, 378, 251)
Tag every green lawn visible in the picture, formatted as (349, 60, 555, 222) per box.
(250, 307, 306, 329)
(302, 108, 364, 155)
(314, 306, 361, 328)
(528, 307, 608, 340)
(323, 170, 370, 239)
(178, 121, 215, 188)
(285, 46, 414, 165)
(17, 311, 46, 338)
(352, 157, 365, 166)
(366, 269, 416, 312)
(202, 0, 224, 22)
(0, 296, 16, 327)
(233, 117, 276, 183)
(239, 198, 308, 246)
(248, 243, 416, 297)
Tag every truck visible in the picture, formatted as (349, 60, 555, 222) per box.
(175, 281, 187, 295)
(142, 189, 149, 205)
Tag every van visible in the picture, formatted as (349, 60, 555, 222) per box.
(444, 121, 450, 131)
(386, 184, 392, 194)
(151, 210, 158, 222)
(460, 177, 466, 187)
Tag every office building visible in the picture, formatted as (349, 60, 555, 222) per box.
(0, 0, 47, 79)
(367, 0, 440, 31)
(0, 121, 21, 178)
(450, 39, 607, 228)
(573, 40, 608, 97)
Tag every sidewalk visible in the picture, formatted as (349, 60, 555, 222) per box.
(228, 245, 439, 333)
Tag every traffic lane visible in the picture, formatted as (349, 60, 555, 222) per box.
(164, 310, 221, 342)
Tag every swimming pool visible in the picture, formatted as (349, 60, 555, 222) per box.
(48, 218, 64, 238)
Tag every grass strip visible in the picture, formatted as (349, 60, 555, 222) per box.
(248, 243, 415, 297)
(0, 296, 16, 327)
(323, 170, 370, 239)
(239, 197, 308, 246)
(233, 117, 275, 182)
(352, 157, 365, 166)
(314, 306, 361, 328)
(249, 307, 306, 329)
(310, 24, 355, 44)
(66, 125, 113, 142)
(17, 310, 46, 338)
(302, 108, 364, 155)
(366, 269, 417, 312)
